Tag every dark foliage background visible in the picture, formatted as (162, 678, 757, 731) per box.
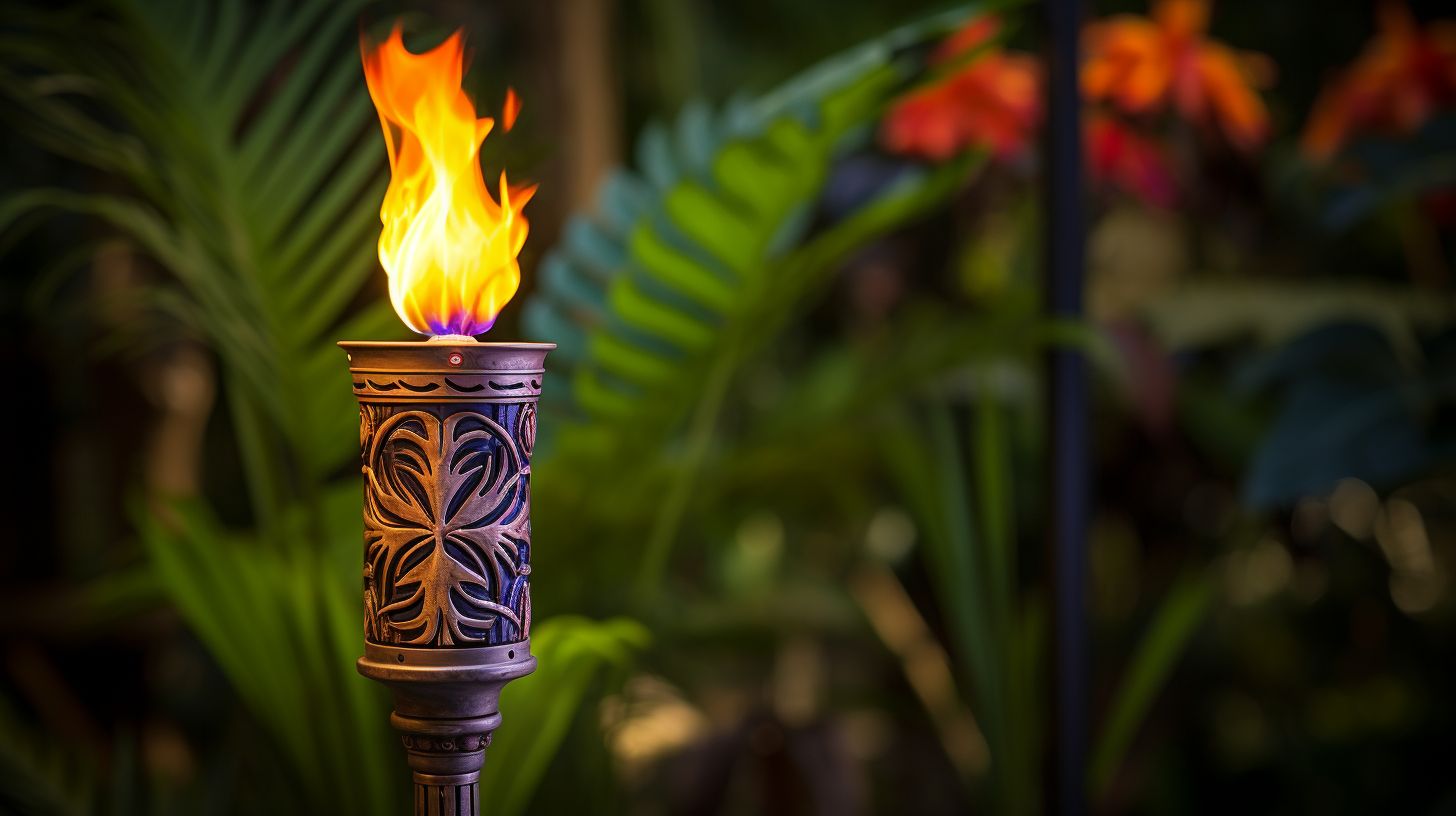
(1, 0, 1454, 814)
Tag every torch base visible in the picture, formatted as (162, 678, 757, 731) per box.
(358, 640, 535, 816)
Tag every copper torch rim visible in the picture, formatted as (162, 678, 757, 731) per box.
(337, 340, 557, 350)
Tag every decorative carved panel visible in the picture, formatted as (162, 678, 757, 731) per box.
(344, 342, 547, 648)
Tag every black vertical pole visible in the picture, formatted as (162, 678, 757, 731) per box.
(1043, 0, 1087, 813)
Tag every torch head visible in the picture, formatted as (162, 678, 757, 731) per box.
(341, 340, 551, 811)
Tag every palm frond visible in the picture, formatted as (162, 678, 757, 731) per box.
(523, 7, 994, 599)
(1, 0, 399, 527)
(526, 6, 989, 450)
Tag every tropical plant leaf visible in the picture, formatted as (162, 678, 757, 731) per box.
(1, 0, 401, 526)
(1141, 281, 1454, 362)
(1088, 572, 1214, 797)
(878, 353, 1065, 810)
(1234, 322, 1456, 507)
(136, 493, 401, 814)
(523, 6, 999, 604)
(881, 404, 999, 729)
(525, 5, 993, 450)
(481, 616, 650, 816)
(0, 697, 92, 816)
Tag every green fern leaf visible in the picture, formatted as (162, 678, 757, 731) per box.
(526, 6, 990, 452)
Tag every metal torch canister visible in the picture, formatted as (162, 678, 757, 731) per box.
(340, 339, 553, 816)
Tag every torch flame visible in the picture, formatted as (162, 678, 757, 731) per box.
(361, 25, 534, 337)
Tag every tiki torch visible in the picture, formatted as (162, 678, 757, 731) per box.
(342, 26, 548, 815)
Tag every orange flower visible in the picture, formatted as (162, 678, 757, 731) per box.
(1082, 0, 1272, 150)
(1301, 3, 1456, 160)
(881, 16, 1042, 161)
(1087, 114, 1178, 207)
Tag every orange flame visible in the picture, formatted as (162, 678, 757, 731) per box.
(362, 25, 535, 337)
(502, 87, 522, 132)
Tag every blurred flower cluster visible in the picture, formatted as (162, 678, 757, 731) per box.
(883, 0, 1273, 206)
(1082, 0, 1271, 204)
(885, 0, 1456, 218)
(879, 17, 1041, 161)
(1302, 4, 1456, 160)
(1083, 0, 1271, 151)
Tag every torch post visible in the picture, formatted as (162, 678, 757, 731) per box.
(341, 340, 552, 816)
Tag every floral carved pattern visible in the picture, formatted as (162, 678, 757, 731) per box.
(517, 402, 537, 456)
(363, 409, 531, 646)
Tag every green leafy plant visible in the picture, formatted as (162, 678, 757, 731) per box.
(0, 696, 110, 816)
(881, 395, 1044, 811)
(527, 6, 991, 609)
(881, 389, 1218, 811)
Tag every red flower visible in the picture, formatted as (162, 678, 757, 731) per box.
(1082, 0, 1273, 151)
(1302, 3, 1456, 160)
(930, 15, 1003, 65)
(1087, 114, 1178, 207)
(881, 16, 1042, 161)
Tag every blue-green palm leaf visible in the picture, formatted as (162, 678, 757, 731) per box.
(525, 6, 991, 456)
